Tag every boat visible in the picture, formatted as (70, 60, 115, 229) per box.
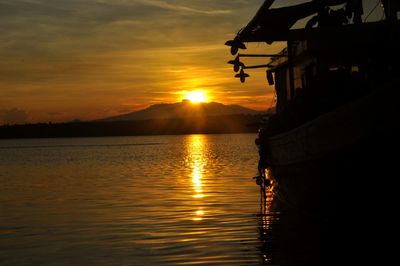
(226, 1, 399, 264)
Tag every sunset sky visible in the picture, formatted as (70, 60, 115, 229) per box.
(0, 0, 384, 124)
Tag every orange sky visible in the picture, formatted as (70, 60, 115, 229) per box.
(0, 0, 384, 124)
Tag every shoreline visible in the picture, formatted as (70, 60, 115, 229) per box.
(0, 114, 262, 139)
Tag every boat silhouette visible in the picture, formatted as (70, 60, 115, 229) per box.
(227, 0, 399, 264)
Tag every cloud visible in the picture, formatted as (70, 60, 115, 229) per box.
(1, 108, 29, 125)
(134, 0, 233, 15)
(0, 0, 271, 123)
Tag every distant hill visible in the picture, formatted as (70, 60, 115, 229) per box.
(100, 101, 263, 121)
(0, 114, 264, 139)
(0, 102, 267, 139)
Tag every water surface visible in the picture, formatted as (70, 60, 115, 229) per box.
(0, 134, 268, 265)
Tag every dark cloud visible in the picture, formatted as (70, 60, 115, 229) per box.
(0, 0, 259, 54)
(1, 108, 29, 125)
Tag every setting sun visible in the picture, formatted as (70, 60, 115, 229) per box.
(186, 91, 207, 103)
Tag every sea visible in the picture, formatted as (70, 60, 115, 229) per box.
(0, 134, 277, 265)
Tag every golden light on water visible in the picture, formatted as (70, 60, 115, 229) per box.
(192, 161, 204, 198)
(196, 210, 205, 216)
(192, 209, 205, 221)
(186, 135, 208, 221)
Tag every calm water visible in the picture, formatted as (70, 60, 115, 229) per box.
(0, 134, 273, 265)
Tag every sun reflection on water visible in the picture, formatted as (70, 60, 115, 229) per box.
(186, 135, 208, 221)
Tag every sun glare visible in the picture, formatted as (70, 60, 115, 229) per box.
(186, 91, 207, 103)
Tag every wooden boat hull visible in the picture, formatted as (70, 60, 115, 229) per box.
(262, 82, 400, 216)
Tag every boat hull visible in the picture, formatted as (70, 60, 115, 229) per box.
(261, 83, 400, 217)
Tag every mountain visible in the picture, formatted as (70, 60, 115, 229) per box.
(100, 101, 263, 122)
(0, 101, 266, 138)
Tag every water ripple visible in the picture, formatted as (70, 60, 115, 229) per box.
(0, 134, 268, 265)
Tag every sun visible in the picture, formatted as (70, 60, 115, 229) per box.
(186, 90, 207, 103)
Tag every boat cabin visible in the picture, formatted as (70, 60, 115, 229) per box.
(226, 0, 400, 119)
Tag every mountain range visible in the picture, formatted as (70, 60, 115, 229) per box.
(0, 101, 266, 138)
(100, 100, 263, 121)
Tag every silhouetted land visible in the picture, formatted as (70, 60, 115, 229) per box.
(0, 114, 264, 139)
(100, 101, 262, 121)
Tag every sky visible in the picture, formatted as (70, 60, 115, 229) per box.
(0, 0, 385, 124)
